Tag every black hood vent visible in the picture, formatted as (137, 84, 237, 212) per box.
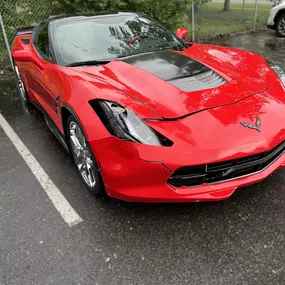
(120, 50, 226, 92)
(169, 69, 225, 92)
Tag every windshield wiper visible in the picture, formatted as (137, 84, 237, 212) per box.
(66, 60, 110, 67)
(147, 45, 184, 53)
(117, 44, 185, 58)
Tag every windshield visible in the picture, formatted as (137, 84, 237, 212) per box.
(51, 13, 187, 66)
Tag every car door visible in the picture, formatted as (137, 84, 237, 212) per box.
(27, 23, 62, 127)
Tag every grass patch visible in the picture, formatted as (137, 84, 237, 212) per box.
(207, 2, 272, 10)
(185, 5, 270, 39)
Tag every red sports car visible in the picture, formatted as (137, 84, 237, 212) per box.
(12, 12, 285, 202)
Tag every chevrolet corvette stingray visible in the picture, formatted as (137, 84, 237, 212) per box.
(11, 12, 285, 202)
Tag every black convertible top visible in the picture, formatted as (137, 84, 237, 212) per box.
(48, 11, 123, 22)
(47, 11, 135, 25)
(16, 26, 35, 35)
(16, 11, 135, 36)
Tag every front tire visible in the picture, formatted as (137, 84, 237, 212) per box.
(276, 14, 285, 37)
(66, 115, 104, 196)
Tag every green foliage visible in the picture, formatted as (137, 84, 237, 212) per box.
(0, 0, 59, 70)
(56, 0, 189, 29)
(1, 0, 59, 42)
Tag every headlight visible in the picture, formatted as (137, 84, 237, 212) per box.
(91, 100, 173, 146)
(267, 60, 285, 86)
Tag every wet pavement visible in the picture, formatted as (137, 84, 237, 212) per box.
(1, 31, 285, 285)
(209, 30, 285, 68)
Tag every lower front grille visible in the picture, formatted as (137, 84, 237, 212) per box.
(168, 140, 285, 187)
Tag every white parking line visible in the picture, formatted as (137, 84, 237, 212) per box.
(0, 112, 83, 227)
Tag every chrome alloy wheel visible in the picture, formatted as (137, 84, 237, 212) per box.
(69, 121, 96, 188)
(14, 65, 27, 101)
(278, 17, 285, 37)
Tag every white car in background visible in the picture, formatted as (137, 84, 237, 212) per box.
(268, 0, 285, 36)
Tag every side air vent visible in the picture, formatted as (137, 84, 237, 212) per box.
(21, 38, 30, 44)
(168, 70, 226, 92)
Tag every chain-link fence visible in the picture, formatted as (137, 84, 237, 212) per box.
(0, 0, 59, 71)
(190, 0, 271, 41)
(0, 0, 273, 72)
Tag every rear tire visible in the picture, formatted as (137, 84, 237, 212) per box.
(13, 63, 28, 103)
(276, 14, 285, 37)
(66, 115, 105, 196)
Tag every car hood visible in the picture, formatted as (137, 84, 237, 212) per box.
(69, 44, 277, 119)
(140, 81, 285, 167)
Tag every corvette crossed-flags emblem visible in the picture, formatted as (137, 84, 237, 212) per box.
(240, 117, 261, 132)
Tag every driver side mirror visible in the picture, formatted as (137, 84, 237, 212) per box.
(13, 50, 44, 70)
(175, 27, 189, 40)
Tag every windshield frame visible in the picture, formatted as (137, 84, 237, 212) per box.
(49, 12, 188, 67)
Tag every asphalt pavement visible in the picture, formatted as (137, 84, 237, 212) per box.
(1, 31, 285, 285)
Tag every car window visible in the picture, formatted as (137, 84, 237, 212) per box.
(35, 24, 50, 61)
(51, 14, 187, 66)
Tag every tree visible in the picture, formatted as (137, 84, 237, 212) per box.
(56, 0, 189, 29)
(1, 0, 58, 43)
(242, 0, 246, 12)
(223, 0, 230, 12)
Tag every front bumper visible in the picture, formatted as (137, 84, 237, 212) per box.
(90, 138, 285, 202)
(267, 6, 279, 27)
(89, 80, 285, 203)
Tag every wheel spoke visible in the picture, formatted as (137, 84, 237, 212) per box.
(69, 124, 83, 157)
(77, 162, 84, 171)
(79, 164, 86, 176)
(70, 134, 82, 157)
(86, 162, 96, 187)
(76, 125, 86, 147)
(86, 157, 94, 167)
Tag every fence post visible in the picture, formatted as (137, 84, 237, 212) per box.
(192, 1, 195, 41)
(0, 13, 14, 71)
(253, 0, 258, 31)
